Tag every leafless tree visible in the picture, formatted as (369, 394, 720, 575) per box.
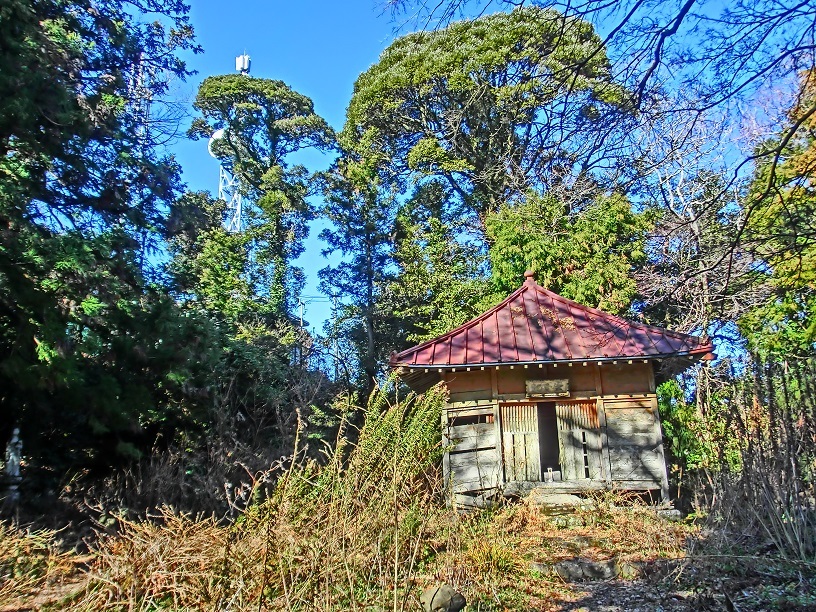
(633, 103, 769, 337)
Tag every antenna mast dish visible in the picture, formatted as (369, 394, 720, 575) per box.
(235, 53, 251, 75)
(207, 128, 225, 158)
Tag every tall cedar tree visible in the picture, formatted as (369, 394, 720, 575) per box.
(319, 169, 396, 397)
(485, 192, 653, 314)
(0, 0, 201, 475)
(189, 75, 335, 316)
(383, 180, 488, 342)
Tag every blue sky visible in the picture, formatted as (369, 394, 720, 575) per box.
(171, 1, 404, 331)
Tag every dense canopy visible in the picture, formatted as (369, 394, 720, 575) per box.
(343, 6, 628, 216)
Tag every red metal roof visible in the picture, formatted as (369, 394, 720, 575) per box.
(390, 271, 714, 368)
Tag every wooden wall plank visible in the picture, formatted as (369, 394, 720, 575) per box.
(600, 362, 653, 395)
(449, 448, 500, 492)
(496, 368, 526, 395)
(500, 403, 541, 482)
(603, 396, 669, 492)
(447, 424, 496, 452)
(556, 400, 604, 482)
(597, 399, 612, 484)
(445, 370, 493, 393)
(446, 405, 495, 418)
(449, 390, 493, 403)
(609, 447, 665, 481)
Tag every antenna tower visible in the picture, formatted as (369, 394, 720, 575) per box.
(218, 157, 243, 233)
(128, 52, 153, 151)
(207, 54, 252, 233)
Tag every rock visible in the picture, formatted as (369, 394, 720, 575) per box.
(553, 557, 619, 582)
(530, 557, 644, 581)
(420, 584, 466, 612)
(617, 561, 643, 579)
(529, 561, 550, 575)
(551, 514, 584, 528)
(656, 508, 684, 522)
(527, 492, 587, 511)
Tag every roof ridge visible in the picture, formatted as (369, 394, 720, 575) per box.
(390, 277, 713, 367)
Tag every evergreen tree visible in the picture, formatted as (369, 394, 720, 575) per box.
(485, 192, 652, 314)
(343, 6, 628, 218)
(0, 0, 200, 476)
(189, 75, 335, 315)
(741, 71, 816, 357)
(318, 167, 396, 396)
(384, 180, 488, 342)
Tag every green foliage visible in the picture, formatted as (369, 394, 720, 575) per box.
(167, 191, 266, 319)
(657, 376, 741, 478)
(485, 192, 652, 313)
(0, 228, 213, 470)
(307, 377, 445, 506)
(658, 380, 713, 473)
(165, 193, 326, 478)
(741, 71, 816, 357)
(0, 0, 200, 477)
(326, 7, 638, 391)
(343, 6, 628, 216)
(384, 180, 490, 342)
(189, 74, 335, 314)
(168, 86, 340, 472)
(318, 167, 397, 393)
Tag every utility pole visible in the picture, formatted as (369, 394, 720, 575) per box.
(332, 294, 339, 381)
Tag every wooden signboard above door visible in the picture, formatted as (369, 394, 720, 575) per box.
(526, 378, 570, 398)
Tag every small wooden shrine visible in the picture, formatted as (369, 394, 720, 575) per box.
(390, 271, 714, 505)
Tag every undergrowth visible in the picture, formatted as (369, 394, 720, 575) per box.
(3, 377, 811, 610)
(73, 379, 452, 610)
(0, 523, 76, 608)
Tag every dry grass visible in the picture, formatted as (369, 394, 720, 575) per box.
(64, 499, 695, 611)
(421, 494, 696, 610)
(69, 380, 453, 611)
(5, 360, 816, 610)
(0, 522, 82, 610)
(2, 383, 699, 611)
(6, 360, 816, 610)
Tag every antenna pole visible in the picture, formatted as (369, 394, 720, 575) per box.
(235, 53, 251, 75)
(207, 54, 253, 233)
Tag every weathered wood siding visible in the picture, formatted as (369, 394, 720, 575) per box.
(440, 362, 669, 499)
(443, 405, 500, 493)
(556, 400, 606, 481)
(500, 403, 541, 481)
(496, 365, 599, 396)
(602, 397, 668, 494)
(600, 362, 654, 395)
(444, 370, 493, 404)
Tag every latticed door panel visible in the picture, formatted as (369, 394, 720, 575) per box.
(556, 400, 605, 481)
(500, 403, 541, 482)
